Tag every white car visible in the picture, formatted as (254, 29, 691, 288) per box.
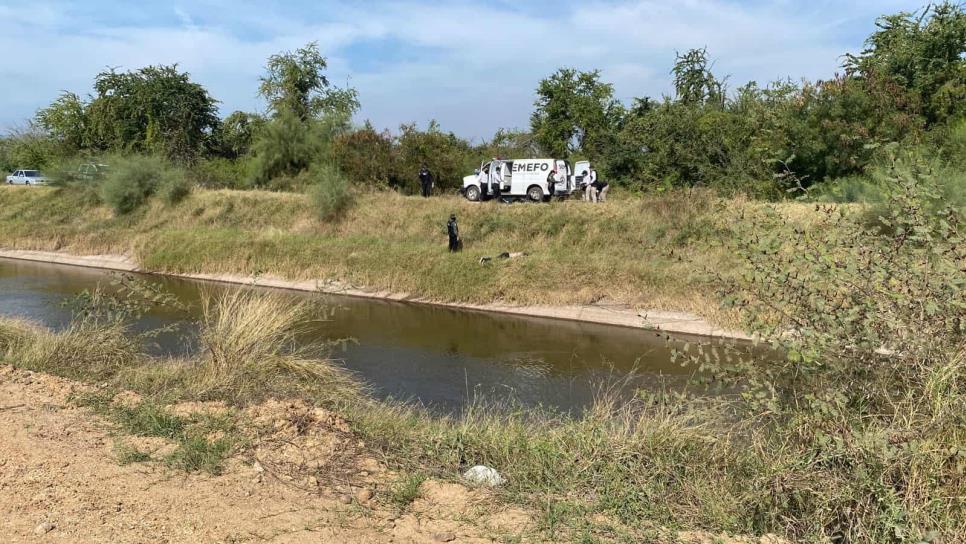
(6, 169, 49, 185)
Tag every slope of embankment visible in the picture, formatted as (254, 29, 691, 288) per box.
(0, 186, 819, 332)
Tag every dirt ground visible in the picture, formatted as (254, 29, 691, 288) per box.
(0, 365, 533, 543)
(0, 364, 790, 544)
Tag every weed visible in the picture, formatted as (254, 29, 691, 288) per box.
(165, 434, 235, 474)
(390, 472, 426, 511)
(113, 441, 152, 465)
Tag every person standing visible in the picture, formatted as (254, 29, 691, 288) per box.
(594, 176, 609, 202)
(490, 160, 503, 198)
(419, 164, 433, 198)
(446, 214, 460, 252)
(581, 170, 596, 202)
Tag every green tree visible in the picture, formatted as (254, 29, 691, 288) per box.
(35, 92, 89, 153)
(672, 48, 727, 107)
(391, 121, 473, 193)
(214, 111, 264, 159)
(845, 2, 966, 124)
(84, 65, 219, 161)
(330, 121, 394, 187)
(530, 68, 624, 162)
(258, 42, 359, 120)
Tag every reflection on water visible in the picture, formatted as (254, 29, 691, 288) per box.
(0, 257, 734, 413)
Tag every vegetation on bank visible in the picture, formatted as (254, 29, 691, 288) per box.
(0, 181, 783, 324)
(1, 157, 962, 542)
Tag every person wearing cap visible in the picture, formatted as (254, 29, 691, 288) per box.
(446, 214, 461, 252)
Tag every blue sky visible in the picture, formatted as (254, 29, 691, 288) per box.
(0, 0, 927, 141)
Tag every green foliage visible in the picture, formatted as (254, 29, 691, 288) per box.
(700, 149, 966, 540)
(214, 111, 264, 159)
(846, 1, 966, 124)
(530, 68, 623, 162)
(389, 472, 426, 511)
(330, 122, 394, 186)
(99, 155, 186, 214)
(35, 91, 89, 154)
(248, 110, 324, 187)
(392, 121, 474, 192)
(159, 172, 192, 206)
(113, 441, 152, 465)
(0, 128, 60, 171)
(190, 156, 252, 190)
(478, 128, 543, 160)
(672, 48, 727, 107)
(258, 41, 359, 120)
(84, 65, 219, 161)
(307, 162, 353, 221)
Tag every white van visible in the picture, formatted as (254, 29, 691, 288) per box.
(462, 158, 590, 202)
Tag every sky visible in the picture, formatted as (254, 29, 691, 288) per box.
(0, 0, 928, 142)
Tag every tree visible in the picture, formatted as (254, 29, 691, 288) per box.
(84, 65, 219, 161)
(258, 42, 359, 120)
(391, 121, 473, 193)
(845, 2, 966, 124)
(35, 92, 88, 153)
(530, 68, 624, 162)
(330, 121, 394, 187)
(672, 48, 727, 107)
(214, 111, 264, 159)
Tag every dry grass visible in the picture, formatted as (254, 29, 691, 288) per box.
(191, 289, 360, 404)
(14, 320, 143, 381)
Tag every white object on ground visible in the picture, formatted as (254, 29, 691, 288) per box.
(462, 465, 505, 487)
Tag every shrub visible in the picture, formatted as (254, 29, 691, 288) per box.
(158, 172, 192, 205)
(330, 123, 393, 187)
(307, 162, 353, 221)
(705, 149, 966, 541)
(248, 111, 345, 188)
(190, 156, 252, 190)
(99, 155, 184, 214)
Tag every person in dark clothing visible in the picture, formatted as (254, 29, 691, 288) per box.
(446, 214, 461, 252)
(419, 165, 433, 197)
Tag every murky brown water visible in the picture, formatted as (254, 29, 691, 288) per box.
(0, 257, 731, 413)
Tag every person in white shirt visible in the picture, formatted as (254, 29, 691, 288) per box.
(490, 160, 504, 197)
(582, 170, 597, 202)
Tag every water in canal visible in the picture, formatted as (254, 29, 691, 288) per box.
(0, 257, 718, 413)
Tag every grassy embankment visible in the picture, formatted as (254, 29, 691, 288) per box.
(0, 185, 823, 327)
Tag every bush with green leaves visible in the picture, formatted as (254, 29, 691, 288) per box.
(692, 148, 966, 540)
(99, 155, 187, 214)
(248, 111, 347, 188)
(307, 162, 353, 221)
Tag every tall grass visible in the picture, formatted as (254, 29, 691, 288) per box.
(194, 289, 359, 405)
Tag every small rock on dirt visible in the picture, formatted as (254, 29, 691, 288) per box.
(433, 531, 456, 542)
(34, 522, 55, 535)
(252, 460, 265, 473)
(355, 488, 372, 504)
(462, 465, 504, 487)
(338, 495, 352, 505)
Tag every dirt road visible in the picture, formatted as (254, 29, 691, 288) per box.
(0, 365, 531, 543)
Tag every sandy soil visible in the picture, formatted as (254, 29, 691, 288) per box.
(0, 365, 533, 543)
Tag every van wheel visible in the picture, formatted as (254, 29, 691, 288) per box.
(526, 185, 543, 202)
(465, 185, 481, 202)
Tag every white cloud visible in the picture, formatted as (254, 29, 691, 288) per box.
(0, 0, 928, 140)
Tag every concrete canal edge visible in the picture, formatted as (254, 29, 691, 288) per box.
(0, 249, 751, 341)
